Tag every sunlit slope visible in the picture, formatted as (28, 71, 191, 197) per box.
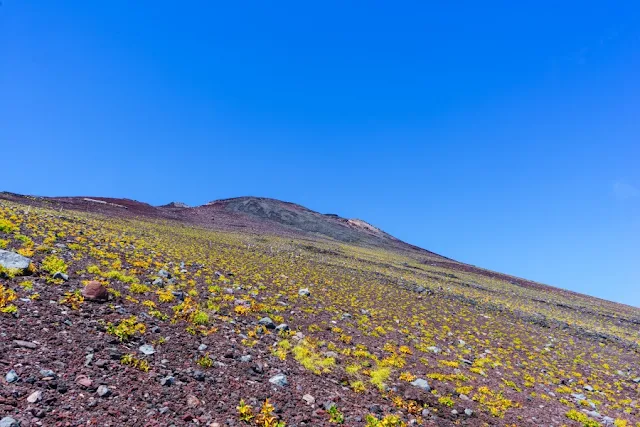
(1, 199, 639, 426)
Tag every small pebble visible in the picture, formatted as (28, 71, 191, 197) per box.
(139, 344, 155, 355)
(160, 376, 175, 386)
(39, 369, 56, 379)
(97, 385, 111, 397)
(27, 390, 43, 403)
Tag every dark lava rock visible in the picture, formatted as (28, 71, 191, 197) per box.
(52, 272, 69, 281)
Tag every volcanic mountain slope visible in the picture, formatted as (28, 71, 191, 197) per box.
(205, 197, 399, 245)
(0, 193, 639, 427)
(0, 193, 441, 257)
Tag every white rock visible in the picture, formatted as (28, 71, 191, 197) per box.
(97, 385, 111, 397)
(139, 344, 155, 355)
(0, 250, 31, 270)
(27, 390, 42, 403)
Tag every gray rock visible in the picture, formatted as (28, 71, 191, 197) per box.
(426, 346, 441, 353)
(160, 376, 175, 386)
(96, 385, 111, 397)
(572, 393, 586, 401)
(268, 374, 287, 387)
(410, 378, 431, 391)
(172, 291, 185, 301)
(84, 353, 94, 367)
(302, 394, 315, 405)
(198, 344, 208, 351)
(298, 288, 310, 297)
(56, 381, 68, 394)
(139, 344, 155, 355)
(5, 370, 18, 383)
(0, 250, 31, 271)
(52, 272, 69, 281)
(39, 369, 56, 379)
(633, 377, 640, 383)
(275, 324, 289, 333)
(240, 355, 252, 363)
(258, 317, 276, 329)
(157, 269, 171, 278)
(421, 408, 430, 417)
(584, 385, 594, 392)
(0, 417, 20, 427)
(369, 404, 383, 414)
(193, 371, 205, 381)
(107, 347, 123, 360)
(152, 278, 164, 286)
(464, 408, 473, 416)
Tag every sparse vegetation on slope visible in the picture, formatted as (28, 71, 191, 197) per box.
(0, 197, 639, 426)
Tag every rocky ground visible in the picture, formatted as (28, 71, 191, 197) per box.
(1, 194, 639, 427)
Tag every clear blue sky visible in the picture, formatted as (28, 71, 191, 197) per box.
(1, 1, 639, 306)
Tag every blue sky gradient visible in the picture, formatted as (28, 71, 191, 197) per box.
(1, 1, 639, 305)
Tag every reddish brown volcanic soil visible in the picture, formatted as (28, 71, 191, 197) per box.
(1, 192, 639, 427)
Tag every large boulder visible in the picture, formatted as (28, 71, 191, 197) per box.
(0, 250, 31, 272)
(82, 281, 109, 302)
